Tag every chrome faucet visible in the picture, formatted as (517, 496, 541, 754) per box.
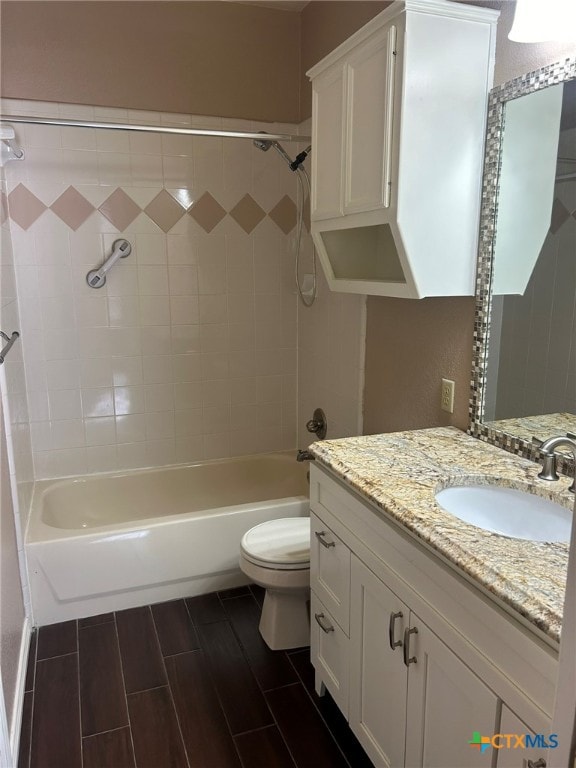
(537, 435, 576, 493)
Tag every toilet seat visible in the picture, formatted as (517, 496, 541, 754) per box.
(241, 518, 310, 571)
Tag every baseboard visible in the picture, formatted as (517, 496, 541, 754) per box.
(9, 616, 32, 766)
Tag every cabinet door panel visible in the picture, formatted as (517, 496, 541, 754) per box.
(311, 65, 345, 220)
(310, 513, 350, 634)
(344, 25, 396, 214)
(496, 706, 543, 768)
(349, 556, 408, 768)
(405, 619, 499, 768)
(311, 591, 350, 718)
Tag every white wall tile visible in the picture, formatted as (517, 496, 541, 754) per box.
(116, 414, 146, 444)
(85, 416, 116, 447)
(81, 387, 114, 418)
(5, 103, 355, 478)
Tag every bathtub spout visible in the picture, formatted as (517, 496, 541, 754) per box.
(297, 449, 315, 462)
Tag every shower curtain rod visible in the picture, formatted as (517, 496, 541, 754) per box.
(0, 114, 310, 143)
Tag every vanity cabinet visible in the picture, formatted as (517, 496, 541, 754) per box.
(309, 464, 558, 768)
(495, 707, 539, 768)
(307, 0, 499, 298)
(350, 556, 498, 768)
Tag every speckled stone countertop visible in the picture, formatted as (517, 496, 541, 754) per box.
(485, 412, 576, 446)
(310, 427, 575, 643)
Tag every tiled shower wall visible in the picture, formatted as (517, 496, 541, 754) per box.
(493, 126, 576, 419)
(1, 99, 309, 479)
(0, 167, 32, 607)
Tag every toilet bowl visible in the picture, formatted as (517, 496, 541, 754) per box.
(240, 517, 310, 651)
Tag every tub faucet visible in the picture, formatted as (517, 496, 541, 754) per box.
(297, 449, 315, 462)
(537, 435, 576, 493)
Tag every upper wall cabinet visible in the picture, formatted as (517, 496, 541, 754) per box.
(307, 0, 499, 299)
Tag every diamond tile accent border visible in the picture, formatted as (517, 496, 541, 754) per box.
(189, 192, 227, 233)
(145, 190, 186, 233)
(99, 188, 142, 231)
(7, 184, 47, 230)
(6, 184, 297, 236)
(230, 193, 266, 234)
(269, 195, 297, 234)
(50, 186, 95, 231)
(550, 198, 571, 234)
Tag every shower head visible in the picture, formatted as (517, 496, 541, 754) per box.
(253, 137, 273, 152)
(253, 133, 310, 172)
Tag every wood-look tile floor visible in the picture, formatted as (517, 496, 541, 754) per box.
(19, 585, 373, 768)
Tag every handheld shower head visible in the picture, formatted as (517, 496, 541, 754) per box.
(253, 137, 272, 152)
(253, 133, 297, 170)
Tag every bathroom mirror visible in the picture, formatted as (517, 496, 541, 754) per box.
(469, 56, 576, 468)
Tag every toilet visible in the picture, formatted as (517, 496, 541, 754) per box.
(240, 517, 311, 651)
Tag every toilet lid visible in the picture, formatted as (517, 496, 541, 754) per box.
(241, 518, 310, 568)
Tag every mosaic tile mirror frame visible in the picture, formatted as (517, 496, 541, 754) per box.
(468, 54, 576, 475)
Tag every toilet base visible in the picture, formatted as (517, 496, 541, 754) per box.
(259, 588, 310, 651)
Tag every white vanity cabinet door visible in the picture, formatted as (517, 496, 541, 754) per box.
(310, 513, 351, 634)
(496, 706, 542, 768)
(311, 591, 350, 718)
(404, 617, 499, 768)
(349, 555, 409, 768)
(344, 24, 396, 214)
(311, 64, 345, 221)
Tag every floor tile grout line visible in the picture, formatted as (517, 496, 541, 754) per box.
(125, 682, 172, 698)
(82, 724, 133, 741)
(149, 605, 191, 768)
(285, 654, 356, 768)
(193, 613, 269, 765)
(23, 635, 38, 768)
(112, 612, 138, 768)
(162, 647, 202, 660)
(75, 620, 84, 768)
(35, 650, 79, 664)
(215, 589, 310, 767)
(215, 589, 299, 768)
(232, 725, 298, 768)
(30, 629, 38, 693)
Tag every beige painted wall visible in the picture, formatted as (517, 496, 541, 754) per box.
(364, 297, 475, 433)
(363, 2, 576, 437)
(0, 1, 301, 122)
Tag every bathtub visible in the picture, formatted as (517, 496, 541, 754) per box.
(26, 451, 309, 625)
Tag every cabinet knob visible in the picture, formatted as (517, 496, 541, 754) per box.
(403, 626, 418, 666)
(315, 530, 336, 549)
(388, 611, 403, 650)
(527, 760, 546, 768)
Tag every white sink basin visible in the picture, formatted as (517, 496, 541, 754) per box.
(435, 485, 572, 542)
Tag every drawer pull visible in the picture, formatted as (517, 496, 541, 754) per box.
(388, 611, 403, 650)
(527, 761, 546, 768)
(403, 626, 418, 666)
(315, 531, 336, 549)
(315, 612, 335, 634)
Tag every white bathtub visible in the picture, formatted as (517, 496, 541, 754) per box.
(26, 451, 309, 625)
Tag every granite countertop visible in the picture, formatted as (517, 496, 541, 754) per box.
(485, 412, 576, 446)
(309, 426, 575, 643)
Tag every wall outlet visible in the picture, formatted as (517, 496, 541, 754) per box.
(441, 378, 455, 413)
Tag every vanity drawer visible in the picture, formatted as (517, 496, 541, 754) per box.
(311, 512, 351, 634)
(311, 591, 350, 718)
